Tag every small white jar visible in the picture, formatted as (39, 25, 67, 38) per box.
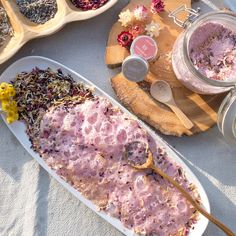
(122, 55, 149, 82)
(130, 35, 158, 61)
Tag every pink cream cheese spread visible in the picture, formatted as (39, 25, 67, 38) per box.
(36, 97, 199, 236)
(189, 22, 236, 81)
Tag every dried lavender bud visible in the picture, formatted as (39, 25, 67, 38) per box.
(12, 67, 94, 150)
(16, 0, 58, 24)
(71, 0, 109, 10)
(0, 7, 13, 47)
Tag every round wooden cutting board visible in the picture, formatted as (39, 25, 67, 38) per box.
(105, 0, 226, 136)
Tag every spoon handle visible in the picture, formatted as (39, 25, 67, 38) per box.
(151, 165, 235, 236)
(167, 103, 194, 130)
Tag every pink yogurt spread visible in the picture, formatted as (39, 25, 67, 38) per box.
(189, 22, 236, 81)
(36, 97, 199, 235)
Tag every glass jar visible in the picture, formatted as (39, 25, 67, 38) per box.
(217, 88, 236, 143)
(170, 6, 236, 142)
(172, 8, 236, 94)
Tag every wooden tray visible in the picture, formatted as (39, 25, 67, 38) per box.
(0, 0, 118, 64)
(105, 0, 226, 136)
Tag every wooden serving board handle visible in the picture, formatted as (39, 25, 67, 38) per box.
(106, 0, 226, 136)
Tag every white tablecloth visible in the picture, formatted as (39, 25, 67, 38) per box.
(0, 1, 235, 236)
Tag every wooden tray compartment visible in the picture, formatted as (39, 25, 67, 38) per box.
(0, 0, 118, 64)
(0, 1, 23, 57)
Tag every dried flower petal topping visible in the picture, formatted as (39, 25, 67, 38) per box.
(151, 0, 165, 14)
(118, 9, 134, 27)
(71, 0, 108, 10)
(133, 5, 148, 21)
(36, 96, 200, 236)
(12, 67, 93, 148)
(145, 20, 161, 38)
(117, 31, 133, 49)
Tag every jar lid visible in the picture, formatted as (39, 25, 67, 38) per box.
(130, 35, 158, 61)
(217, 88, 236, 143)
(122, 55, 149, 82)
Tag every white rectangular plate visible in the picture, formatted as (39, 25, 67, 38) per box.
(0, 56, 210, 236)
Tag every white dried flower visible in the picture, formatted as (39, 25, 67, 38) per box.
(145, 20, 161, 38)
(118, 9, 134, 27)
(133, 5, 148, 21)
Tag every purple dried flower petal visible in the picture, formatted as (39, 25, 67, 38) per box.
(71, 0, 109, 10)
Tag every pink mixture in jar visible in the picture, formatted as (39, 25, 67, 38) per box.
(189, 22, 236, 81)
(35, 96, 199, 235)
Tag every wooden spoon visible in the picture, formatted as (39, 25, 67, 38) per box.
(125, 143, 235, 236)
(150, 80, 194, 129)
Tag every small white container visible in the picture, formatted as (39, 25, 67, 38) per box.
(130, 35, 158, 61)
(122, 55, 149, 82)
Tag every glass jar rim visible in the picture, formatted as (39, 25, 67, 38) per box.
(183, 11, 236, 88)
(217, 88, 236, 142)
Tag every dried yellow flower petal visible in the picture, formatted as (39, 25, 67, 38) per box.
(14, 113, 19, 120)
(6, 84, 13, 88)
(7, 110, 15, 117)
(0, 93, 5, 100)
(6, 116, 15, 124)
(1, 99, 10, 112)
(10, 100, 17, 107)
(0, 82, 19, 124)
(6, 87, 16, 97)
(0, 82, 8, 90)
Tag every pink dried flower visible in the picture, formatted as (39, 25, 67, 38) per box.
(117, 31, 133, 49)
(151, 0, 165, 14)
(129, 24, 145, 38)
(133, 5, 148, 21)
(71, 0, 108, 10)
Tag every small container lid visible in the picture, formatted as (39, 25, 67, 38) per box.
(130, 35, 158, 61)
(122, 55, 149, 82)
(217, 88, 236, 143)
